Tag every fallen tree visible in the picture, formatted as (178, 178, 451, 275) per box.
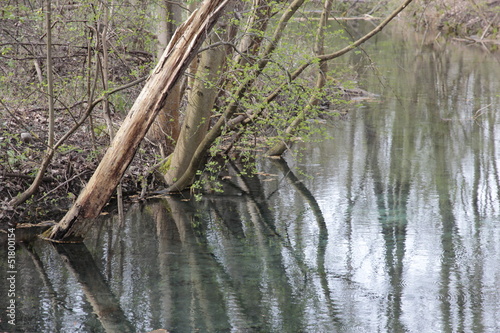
(42, 0, 414, 242)
(42, 0, 230, 242)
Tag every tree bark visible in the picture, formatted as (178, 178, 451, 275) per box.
(42, 0, 230, 242)
(146, 1, 184, 156)
(164, 21, 227, 186)
(166, 0, 307, 192)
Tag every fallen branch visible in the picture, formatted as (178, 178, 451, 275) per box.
(2, 173, 56, 182)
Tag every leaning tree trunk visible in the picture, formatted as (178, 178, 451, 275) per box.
(163, 22, 227, 186)
(146, 0, 184, 157)
(166, 0, 307, 192)
(42, 0, 230, 242)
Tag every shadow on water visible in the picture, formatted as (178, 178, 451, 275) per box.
(52, 243, 135, 333)
(2, 26, 500, 332)
(0, 157, 336, 332)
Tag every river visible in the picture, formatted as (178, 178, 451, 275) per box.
(1, 24, 500, 333)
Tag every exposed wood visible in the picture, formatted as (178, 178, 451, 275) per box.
(43, 0, 230, 242)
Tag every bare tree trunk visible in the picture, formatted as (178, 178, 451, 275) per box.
(233, 0, 271, 67)
(47, 0, 55, 148)
(42, 0, 230, 242)
(146, 1, 184, 156)
(313, 0, 334, 95)
(166, 0, 307, 192)
(163, 26, 227, 186)
(101, 1, 114, 142)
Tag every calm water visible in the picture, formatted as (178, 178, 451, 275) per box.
(2, 28, 500, 332)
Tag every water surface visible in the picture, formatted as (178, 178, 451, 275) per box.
(1, 27, 500, 333)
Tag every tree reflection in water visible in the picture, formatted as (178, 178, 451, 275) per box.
(1, 27, 500, 333)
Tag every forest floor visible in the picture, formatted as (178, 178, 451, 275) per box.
(0, 107, 162, 227)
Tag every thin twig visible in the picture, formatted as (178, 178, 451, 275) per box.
(37, 170, 91, 201)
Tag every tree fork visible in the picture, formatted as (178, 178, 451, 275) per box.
(166, 0, 307, 192)
(42, 0, 230, 242)
(167, 0, 414, 192)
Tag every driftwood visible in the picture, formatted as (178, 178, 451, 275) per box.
(42, 0, 230, 242)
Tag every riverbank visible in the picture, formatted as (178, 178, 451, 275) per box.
(406, 0, 500, 48)
(0, 116, 160, 227)
(2, 0, 498, 228)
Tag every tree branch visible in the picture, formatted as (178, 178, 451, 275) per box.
(236, 0, 414, 129)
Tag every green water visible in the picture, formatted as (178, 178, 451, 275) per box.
(1, 28, 500, 333)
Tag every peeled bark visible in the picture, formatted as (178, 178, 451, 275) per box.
(42, 0, 230, 242)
